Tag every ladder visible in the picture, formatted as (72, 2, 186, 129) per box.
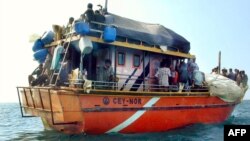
(49, 30, 74, 86)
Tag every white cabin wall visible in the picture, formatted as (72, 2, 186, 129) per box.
(116, 47, 144, 91)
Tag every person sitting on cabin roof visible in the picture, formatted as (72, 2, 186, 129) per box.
(81, 3, 95, 23)
(64, 17, 74, 35)
(93, 10, 105, 29)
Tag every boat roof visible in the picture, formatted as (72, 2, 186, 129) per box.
(108, 13, 190, 54)
(46, 13, 195, 58)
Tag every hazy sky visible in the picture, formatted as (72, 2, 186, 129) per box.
(0, 0, 249, 102)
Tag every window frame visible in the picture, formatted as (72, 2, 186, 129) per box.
(117, 52, 126, 66)
(133, 54, 141, 68)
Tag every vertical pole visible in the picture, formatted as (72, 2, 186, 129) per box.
(80, 54, 85, 79)
(105, 0, 108, 12)
(38, 89, 44, 109)
(114, 46, 117, 90)
(143, 51, 145, 91)
(16, 87, 24, 117)
(218, 51, 221, 74)
(48, 89, 55, 125)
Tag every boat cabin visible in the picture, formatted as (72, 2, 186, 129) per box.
(33, 13, 196, 92)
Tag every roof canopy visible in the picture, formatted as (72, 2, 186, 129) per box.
(106, 14, 190, 53)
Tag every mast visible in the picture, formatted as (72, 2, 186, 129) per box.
(218, 51, 221, 74)
(105, 0, 108, 12)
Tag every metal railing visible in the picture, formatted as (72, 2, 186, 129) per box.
(16, 86, 77, 125)
(67, 79, 209, 92)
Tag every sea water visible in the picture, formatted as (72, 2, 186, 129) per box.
(0, 101, 250, 141)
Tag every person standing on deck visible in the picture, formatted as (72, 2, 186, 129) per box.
(241, 70, 248, 93)
(178, 61, 189, 92)
(235, 69, 241, 86)
(227, 68, 235, 80)
(222, 68, 228, 77)
(188, 58, 199, 85)
(97, 59, 114, 88)
(192, 70, 205, 91)
(241, 71, 248, 87)
(155, 61, 171, 92)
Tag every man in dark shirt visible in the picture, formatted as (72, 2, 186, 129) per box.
(93, 10, 105, 29)
(81, 3, 95, 23)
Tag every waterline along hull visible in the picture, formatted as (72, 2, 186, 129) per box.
(17, 87, 238, 134)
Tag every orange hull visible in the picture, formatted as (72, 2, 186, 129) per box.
(18, 87, 238, 134)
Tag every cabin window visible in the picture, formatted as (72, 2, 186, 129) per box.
(133, 54, 140, 67)
(118, 52, 125, 66)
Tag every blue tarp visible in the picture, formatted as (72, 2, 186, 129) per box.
(106, 14, 190, 53)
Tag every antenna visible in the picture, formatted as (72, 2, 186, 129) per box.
(218, 51, 221, 74)
(105, 0, 108, 12)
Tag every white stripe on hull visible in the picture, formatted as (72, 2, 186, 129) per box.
(106, 97, 160, 133)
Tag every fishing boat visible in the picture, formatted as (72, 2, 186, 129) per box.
(17, 1, 247, 134)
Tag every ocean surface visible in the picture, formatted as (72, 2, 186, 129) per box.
(0, 101, 250, 141)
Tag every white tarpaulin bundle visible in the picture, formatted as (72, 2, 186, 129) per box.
(205, 73, 245, 102)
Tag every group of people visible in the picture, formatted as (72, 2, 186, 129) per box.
(53, 3, 107, 41)
(155, 59, 206, 92)
(212, 67, 248, 88)
(80, 3, 106, 25)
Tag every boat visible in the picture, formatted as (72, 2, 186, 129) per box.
(17, 1, 247, 134)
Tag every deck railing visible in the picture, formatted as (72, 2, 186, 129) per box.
(66, 79, 209, 92)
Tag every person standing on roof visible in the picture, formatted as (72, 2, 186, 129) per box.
(81, 3, 95, 23)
